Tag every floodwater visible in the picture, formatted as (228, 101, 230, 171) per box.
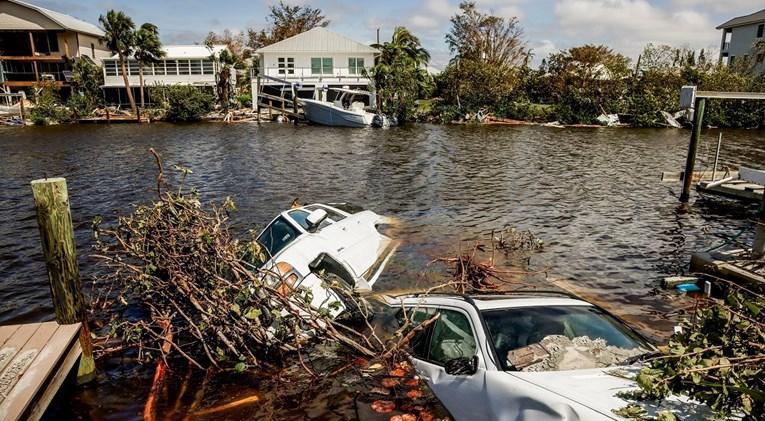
(1, 122, 763, 419)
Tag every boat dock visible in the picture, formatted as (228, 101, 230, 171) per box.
(0, 177, 96, 420)
(0, 322, 82, 420)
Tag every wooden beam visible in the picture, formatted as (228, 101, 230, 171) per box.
(28, 32, 39, 82)
(0, 56, 67, 62)
(3, 81, 65, 88)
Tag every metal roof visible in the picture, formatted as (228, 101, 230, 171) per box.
(4, 0, 103, 37)
(255, 27, 378, 54)
(108, 44, 228, 60)
(717, 8, 765, 29)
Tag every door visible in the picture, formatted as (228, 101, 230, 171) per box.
(405, 307, 491, 421)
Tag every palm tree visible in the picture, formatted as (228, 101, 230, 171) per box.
(134, 23, 163, 109)
(367, 27, 430, 118)
(99, 10, 137, 114)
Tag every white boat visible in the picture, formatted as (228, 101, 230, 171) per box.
(300, 88, 377, 128)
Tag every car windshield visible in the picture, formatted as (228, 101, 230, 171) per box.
(482, 305, 652, 372)
(256, 216, 301, 259)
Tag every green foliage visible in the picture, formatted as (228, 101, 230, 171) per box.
(368, 27, 432, 121)
(151, 85, 215, 122)
(31, 82, 71, 125)
(236, 93, 252, 108)
(547, 44, 631, 124)
(633, 287, 765, 418)
(437, 59, 520, 113)
(99, 9, 138, 113)
(67, 59, 104, 117)
(246, 1, 329, 50)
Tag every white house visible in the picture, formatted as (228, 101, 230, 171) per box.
(101, 44, 233, 106)
(717, 8, 765, 73)
(0, 0, 110, 92)
(253, 27, 377, 99)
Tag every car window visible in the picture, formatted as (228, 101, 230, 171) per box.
(397, 307, 436, 360)
(303, 205, 347, 223)
(256, 216, 300, 258)
(482, 306, 652, 371)
(427, 309, 476, 365)
(288, 210, 312, 230)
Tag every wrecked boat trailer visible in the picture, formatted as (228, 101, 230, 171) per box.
(255, 203, 399, 318)
(385, 292, 713, 421)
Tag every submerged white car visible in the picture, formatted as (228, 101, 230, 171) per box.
(387, 293, 710, 421)
(256, 203, 398, 317)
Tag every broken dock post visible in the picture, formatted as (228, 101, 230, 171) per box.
(30, 177, 95, 384)
(680, 96, 705, 203)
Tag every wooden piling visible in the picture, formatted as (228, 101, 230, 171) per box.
(753, 194, 765, 258)
(255, 76, 260, 123)
(30, 177, 95, 384)
(680, 97, 706, 203)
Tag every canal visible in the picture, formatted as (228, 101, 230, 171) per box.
(1, 123, 763, 418)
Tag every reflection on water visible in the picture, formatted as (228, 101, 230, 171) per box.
(1, 123, 763, 419)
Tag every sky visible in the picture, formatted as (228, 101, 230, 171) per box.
(32, 0, 765, 68)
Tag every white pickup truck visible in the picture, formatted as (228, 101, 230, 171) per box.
(387, 292, 711, 421)
(256, 203, 398, 317)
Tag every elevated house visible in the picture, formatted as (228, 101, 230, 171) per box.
(717, 8, 765, 73)
(102, 44, 233, 107)
(253, 27, 377, 101)
(0, 0, 110, 93)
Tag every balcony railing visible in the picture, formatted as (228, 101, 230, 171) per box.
(722, 42, 730, 51)
(257, 66, 371, 82)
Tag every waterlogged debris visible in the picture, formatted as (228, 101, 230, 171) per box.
(493, 227, 544, 252)
(371, 400, 396, 413)
(518, 335, 644, 372)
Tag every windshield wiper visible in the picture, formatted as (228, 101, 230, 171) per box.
(621, 350, 663, 366)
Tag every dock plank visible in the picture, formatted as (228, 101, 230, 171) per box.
(0, 324, 41, 375)
(0, 321, 72, 421)
(0, 325, 21, 349)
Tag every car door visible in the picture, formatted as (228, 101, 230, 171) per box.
(404, 306, 491, 421)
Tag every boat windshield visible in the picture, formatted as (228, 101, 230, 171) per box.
(256, 216, 301, 259)
(482, 306, 652, 372)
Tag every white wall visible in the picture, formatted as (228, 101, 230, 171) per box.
(723, 22, 765, 72)
(260, 51, 375, 85)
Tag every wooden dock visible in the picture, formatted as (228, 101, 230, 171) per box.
(697, 179, 764, 202)
(0, 321, 82, 421)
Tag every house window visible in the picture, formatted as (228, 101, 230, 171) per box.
(202, 60, 214, 74)
(311, 57, 333, 75)
(277, 57, 294, 75)
(758, 24, 764, 38)
(165, 60, 178, 75)
(178, 60, 191, 75)
(32, 32, 59, 54)
(348, 57, 365, 74)
(190, 60, 202, 75)
(104, 60, 118, 76)
(127, 59, 140, 75)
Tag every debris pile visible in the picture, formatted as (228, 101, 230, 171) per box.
(91, 150, 381, 370)
(492, 227, 544, 252)
(514, 335, 645, 372)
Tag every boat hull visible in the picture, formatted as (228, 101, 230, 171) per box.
(301, 99, 373, 128)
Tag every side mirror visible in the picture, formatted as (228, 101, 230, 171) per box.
(306, 209, 328, 232)
(444, 355, 478, 376)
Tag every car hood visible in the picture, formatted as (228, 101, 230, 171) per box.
(497, 367, 711, 420)
(312, 211, 396, 285)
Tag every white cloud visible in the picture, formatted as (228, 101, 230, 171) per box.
(554, 0, 720, 59)
(670, 0, 763, 15)
(530, 39, 557, 64)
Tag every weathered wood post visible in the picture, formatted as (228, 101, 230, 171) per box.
(291, 83, 299, 118)
(680, 97, 706, 203)
(105, 107, 111, 124)
(19, 93, 26, 124)
(31, 178, 96, 384)
(753, 193, 765, 258)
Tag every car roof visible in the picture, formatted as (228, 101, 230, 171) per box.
(392, 293, 593, 311)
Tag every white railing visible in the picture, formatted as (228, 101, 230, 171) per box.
(260, 66, 370, 80)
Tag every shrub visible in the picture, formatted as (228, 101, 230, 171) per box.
(30, 82, 72, 125)
(153, 85, 215, 122)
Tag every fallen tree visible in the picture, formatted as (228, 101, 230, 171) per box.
(90, 150, 382, 370)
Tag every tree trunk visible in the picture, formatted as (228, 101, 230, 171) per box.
(119, 53, 137, 115)
(139, 62, 145, 109)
